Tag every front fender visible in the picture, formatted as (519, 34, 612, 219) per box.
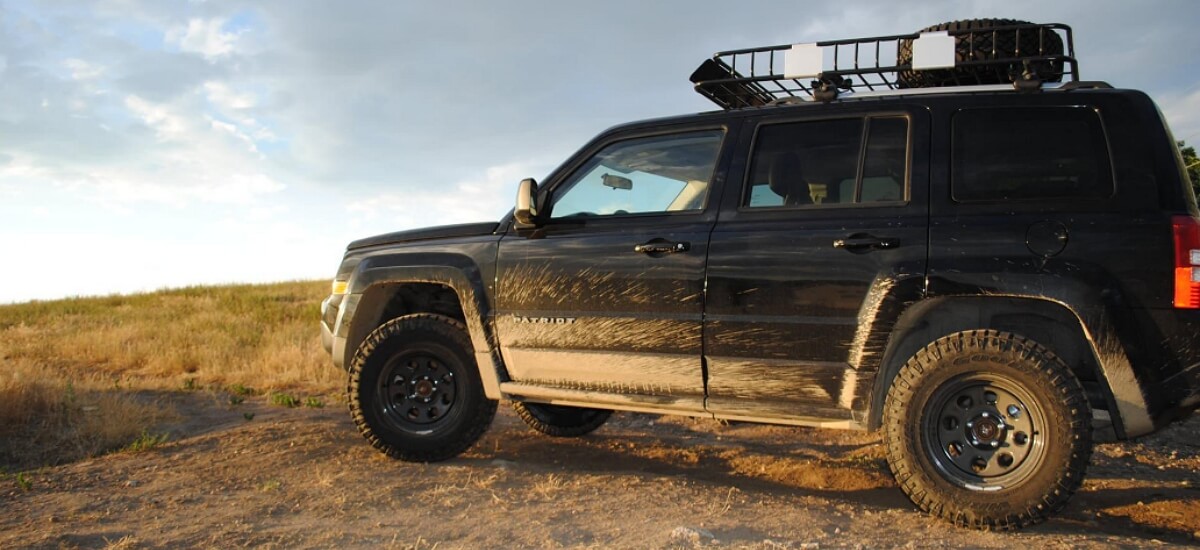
(334, 250, 505, 400)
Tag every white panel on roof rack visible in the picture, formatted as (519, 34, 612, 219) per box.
(911, 31, 955, 70)
(783, 43, 823, 78)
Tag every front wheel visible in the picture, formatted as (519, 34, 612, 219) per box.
(348, 314, 497, 462)
(883, 330, 1091, 529)
(512, 402, 612, 437)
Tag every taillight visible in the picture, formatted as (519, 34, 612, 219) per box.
(1173, 215, 1200, 308)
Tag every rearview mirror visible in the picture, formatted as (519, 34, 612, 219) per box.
(514, 178, 539, 229)
(602, 173, 633, 190)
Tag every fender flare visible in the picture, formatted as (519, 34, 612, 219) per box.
(336, 261, 506, 400)
(868, 293, 1154, 438)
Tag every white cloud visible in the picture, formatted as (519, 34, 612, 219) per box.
(167, 18, 240, 60)
(124, 95, 188, 140)
(208, 116, 260, 154)
(204, 81, 255, 110)
(63, 58, 104, 81)
(203, 81, 276, 144)
(346, 161, 540, 231)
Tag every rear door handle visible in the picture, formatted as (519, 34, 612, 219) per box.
(634, 240, 690, 255)
(833, 235, 898, 251)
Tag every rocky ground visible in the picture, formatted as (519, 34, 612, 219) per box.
(2, 393, 1198, 549)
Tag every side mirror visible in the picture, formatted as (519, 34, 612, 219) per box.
(514, 178, 539, 229)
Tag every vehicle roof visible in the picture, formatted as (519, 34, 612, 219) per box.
(599, 85, 1147, 136)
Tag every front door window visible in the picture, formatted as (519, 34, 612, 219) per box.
(550, 131, 724, 218)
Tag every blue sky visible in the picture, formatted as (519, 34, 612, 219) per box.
(1, 0, 1198, 303)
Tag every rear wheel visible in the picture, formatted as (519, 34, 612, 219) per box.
(883, 330, 1091, 529)
(348, 314, 497, 462)
(512, 402, 612, 437)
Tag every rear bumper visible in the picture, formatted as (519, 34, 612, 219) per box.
(1140, 308, 1200, 428)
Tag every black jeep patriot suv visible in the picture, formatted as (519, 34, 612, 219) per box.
(321, 21, 1200, 528)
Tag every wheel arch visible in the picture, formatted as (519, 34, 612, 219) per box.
(337, 260, 506, 400)
(865, 296, 1148, 438)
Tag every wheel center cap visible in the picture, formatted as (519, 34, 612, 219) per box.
(972, 417, 1001, 441)
(415, 380, 434, 398)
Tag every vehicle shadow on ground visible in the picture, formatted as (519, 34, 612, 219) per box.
(463, 418, 1199, 544)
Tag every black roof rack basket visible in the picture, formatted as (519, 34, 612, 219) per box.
(690, 22, 1078, 109)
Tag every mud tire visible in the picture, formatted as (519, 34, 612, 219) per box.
(883, 330, 1091, 530)
(511, 402, 612, 437)
(897, 19, 1065, 88)
(348, 314, 497, 462)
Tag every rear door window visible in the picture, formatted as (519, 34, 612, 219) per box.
(952, 107, 1113, 202)
(744, 116, 909, 208)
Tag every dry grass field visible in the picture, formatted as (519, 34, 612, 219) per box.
(0, 281, 338, 468)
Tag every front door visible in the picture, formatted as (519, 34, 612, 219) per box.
(495, 127, 731, 411)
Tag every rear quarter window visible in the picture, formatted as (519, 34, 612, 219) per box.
(952, 107, 1114, 202)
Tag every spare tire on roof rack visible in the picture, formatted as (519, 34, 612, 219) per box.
(896, 19, 1066, 89)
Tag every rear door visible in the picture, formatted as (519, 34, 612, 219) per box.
(704, 106, 930, 423)
(495, 124, 733, 411)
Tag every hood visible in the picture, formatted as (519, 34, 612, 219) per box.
(347, 221, 500, 250)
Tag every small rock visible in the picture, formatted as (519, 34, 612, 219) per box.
(670, 526, 715, 546)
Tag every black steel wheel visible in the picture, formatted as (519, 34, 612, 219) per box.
(512, 402, 612, 437)
(883, 330, 1091, 530)
(377, 350, 459, 429)
(923, 373, 1049, 490)
(349, 314, 496, 462)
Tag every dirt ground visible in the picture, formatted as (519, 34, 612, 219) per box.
(2, 392, 1198, 549)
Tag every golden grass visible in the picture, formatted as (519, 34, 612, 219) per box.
(0, 280, 339, 468)
(0, 281, 339, 392)
(0, 357, 174, 466)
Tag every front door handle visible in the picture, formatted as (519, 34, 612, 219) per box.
(634, 240, 690, 255)
(833, 234, 898, 251)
